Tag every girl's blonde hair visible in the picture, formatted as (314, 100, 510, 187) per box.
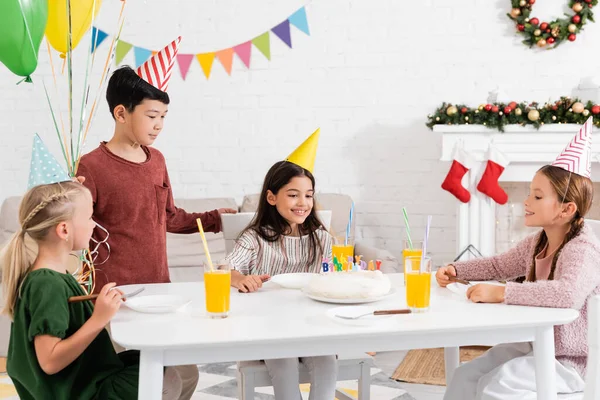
(527, 165, 594, 282)
(1, 182, 89, 319)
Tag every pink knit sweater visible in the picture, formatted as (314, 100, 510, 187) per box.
(454, 224, 600, 376)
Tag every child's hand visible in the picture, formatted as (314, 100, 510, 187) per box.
(466, 284, 505, 303)
(435, 265, 457, 287)
(236, 274, 270, 293)
(218, 208, 237, 215)
(91, 283, 123, 327)
(72, 176, 86, 184)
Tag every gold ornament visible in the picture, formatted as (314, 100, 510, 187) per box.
(475, 110, 480, 113)
(465, 116, 469, 121)
(446, 105, 458, 116)
(569, 108, 573, 112)
(552, 115, 557, 121)
(478, 104, 485, 110)
(573, 2, 584, 12)
(552, 26, 560, 37)
(528, 109, 540, 121)
(525, 18, 530, 22)
(435, 117, 440, 121)
(511, 8, 521, 18)
(572, 102, 585, 113)
(537, 39, 547, 47)
(499, 111, 504, 116)
(519, 0, 526, 5)
(534, 29, 541, 36)
(568, 24, 577, 33)
(583, 109, 590, 116)
(515, 108, 522, 116)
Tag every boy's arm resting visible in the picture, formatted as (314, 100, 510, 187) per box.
(454, 233, 536, 281)
(34, 318, 105, 375)
(74, 162, 97, 203)
(504, 244, 600, 308)
(166, 206, 222, 234)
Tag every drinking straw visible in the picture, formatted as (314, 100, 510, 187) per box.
(196, 218, 214, 271)
(422, 215, 432, 266)
(345, 202, 354, 246)
(402, 207, 414, 249)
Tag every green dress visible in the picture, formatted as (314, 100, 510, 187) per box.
(7, 269, 140, 399)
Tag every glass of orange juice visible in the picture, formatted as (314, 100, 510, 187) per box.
(402, 239, 423, 285)
(405, 256, 432, 313)
(204, 262, 231, 319)
(332, 235, 354, 271)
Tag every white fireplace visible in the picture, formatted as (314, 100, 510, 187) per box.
(436, 124, 600, 259)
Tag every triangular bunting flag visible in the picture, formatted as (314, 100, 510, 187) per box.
(272, 20, 292, 48)
(176, 54, 194, 80)
(91, 27, 108, 53)
(133, 47, 152, 68)
(196, 53, 215, 79)
(252, 32, 271, 60)
(28, 134, 71, 189)
(233, 41, 252, 68)
(289, 6, 310, 35)
(215, 48, 234, 75)
(115, 40, 133, 64)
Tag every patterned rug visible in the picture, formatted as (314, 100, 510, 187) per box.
(0, 362, 417, 400)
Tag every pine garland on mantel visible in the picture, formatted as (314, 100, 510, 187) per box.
(426, 97, 600, 132)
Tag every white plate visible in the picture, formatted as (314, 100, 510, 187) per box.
(326, 306, 394, 326)
(447, 281, 506, 298)
(270, 273, 319, 289)
(303, 288, 397, 304)
(123, 295, 191, 314)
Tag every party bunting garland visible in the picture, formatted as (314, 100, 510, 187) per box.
(91, 6, 310, 80)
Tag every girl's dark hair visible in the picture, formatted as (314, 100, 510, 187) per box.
(527, 164, 593, 282)
(245, 161, 326, 268)
(106, 66, 170, 118)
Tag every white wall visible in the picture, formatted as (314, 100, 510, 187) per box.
(1, 0, 599, 264)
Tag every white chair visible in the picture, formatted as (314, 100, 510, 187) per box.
(585, 219, 600, 239)
(220, 210, 373, 400)
(583, 295, 600, 400)
(221, 210, 332, 253)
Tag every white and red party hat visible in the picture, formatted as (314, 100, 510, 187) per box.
(551, 116, 593, 179)
(136, 36, 181, 92)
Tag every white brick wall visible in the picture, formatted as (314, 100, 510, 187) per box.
(1, 0, 600, 265)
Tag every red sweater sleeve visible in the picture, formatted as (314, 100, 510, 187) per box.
(163, 168, 222, 234)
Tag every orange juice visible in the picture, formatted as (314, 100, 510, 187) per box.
(332, 244, 354, 269)
(406, 272, 431, 310)
(204, 270, 231, 316)
(403, 248, 423, 284)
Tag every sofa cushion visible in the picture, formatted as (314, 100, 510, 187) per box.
(167, 198, 237, 268)
(241, 193, 353, 239)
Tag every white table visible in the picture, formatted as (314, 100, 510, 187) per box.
(110, 274, 578, 400)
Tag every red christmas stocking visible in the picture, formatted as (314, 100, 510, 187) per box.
(477, 145, 509, 205)
(441, 145, 475, 203)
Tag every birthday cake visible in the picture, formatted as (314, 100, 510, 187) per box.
(305, 270, 391, 299)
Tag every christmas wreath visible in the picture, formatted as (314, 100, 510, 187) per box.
(426, 97, 600, 132)
(508, 0, 597, 48)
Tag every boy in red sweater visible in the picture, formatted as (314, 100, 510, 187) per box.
(77, 37, 235, 399)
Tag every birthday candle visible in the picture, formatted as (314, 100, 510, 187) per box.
(375, 260, 382, 271)
(368, 260, 374, 271)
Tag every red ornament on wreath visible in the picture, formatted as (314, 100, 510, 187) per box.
(504, 106, 512, 114)
(592, 105, 600, 114)
(508, 101, 517, 109)
(508, 0, 597, 49)
(461, 107, 468, 114)
(491, 105, 499, 113)
(485, 104, 492, 111)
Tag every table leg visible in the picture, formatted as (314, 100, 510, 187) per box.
(444, 346, 460, 385)
(533, 326, 557, 400)
(138, 349, 164, 400)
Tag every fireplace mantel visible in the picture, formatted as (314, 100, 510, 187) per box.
(436, 124, 599, 258)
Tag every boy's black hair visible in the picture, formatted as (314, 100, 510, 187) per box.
(106, 66, 170, 118)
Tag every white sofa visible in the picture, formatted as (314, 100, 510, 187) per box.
(0, 193, 398, 357)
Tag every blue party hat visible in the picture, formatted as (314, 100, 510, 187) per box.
(28, 134, 71, 189)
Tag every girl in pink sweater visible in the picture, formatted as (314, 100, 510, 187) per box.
(436, 155, 600, 399)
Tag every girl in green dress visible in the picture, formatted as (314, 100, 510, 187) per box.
(2, 181, 181, 399)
